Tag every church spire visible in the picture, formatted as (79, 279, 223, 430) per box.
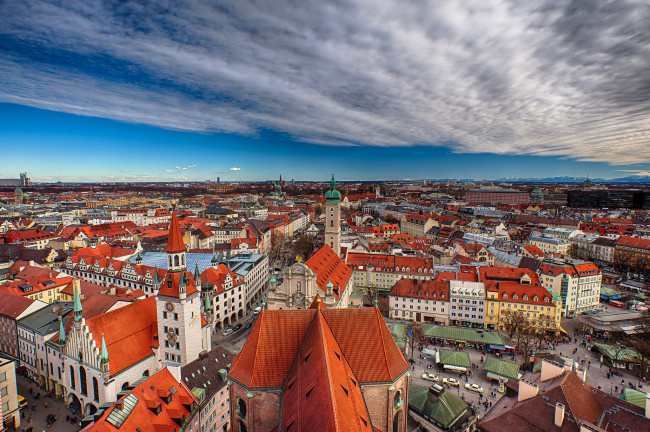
(73, 281, 83, 322)
(194, 263, 201, 287)
(58, 315, 66, 344)
(166, 212, 187, 272)
(100, 333, 109, 364)
(153, 266, 160, 285)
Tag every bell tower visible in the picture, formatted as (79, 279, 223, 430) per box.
(324, 174, 342, 256)
(156, 211, 202, 367)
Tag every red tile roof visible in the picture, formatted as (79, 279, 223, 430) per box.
(157, 270, 198, 298)
(0, 292, 37, 319)
(389, 279, 450, 301)
(305, 245, 352, 297)
(165, 212, 186, 253)
(280, 311, 373, 432)
(84, 296, 159, 376)
(228, 308, 408, 389)
(88, 367, 198, 432)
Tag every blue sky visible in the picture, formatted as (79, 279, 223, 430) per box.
(1, 1, 649, 182)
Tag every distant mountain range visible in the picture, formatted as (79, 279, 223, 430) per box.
(492, 175, 650, 183)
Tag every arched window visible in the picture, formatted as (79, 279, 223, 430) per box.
(330, 220, 333, 228)
(393, 411, 400, 432)
(239, 420, 247, 432)
(79, 366, 88, 395)
(174, 256, 179, 267)
(182, 255, 185, 265)
(168, 256, 172, 266)
(93, 377, 99, 402)
(237, 398, 247, 419)
(69, 365, 76, 390)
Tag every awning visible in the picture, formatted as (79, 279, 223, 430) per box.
(486, 371, 510, 381)
(489, 344, 505, 350)
(443, 365, 467, 373)
(559, 326, 569, 335)
(422, 348, 436, 356)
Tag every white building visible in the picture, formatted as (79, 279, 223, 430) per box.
(449, 280, 486, 328)
(226, 252, 269, 313)
(388, 279, 450, 324)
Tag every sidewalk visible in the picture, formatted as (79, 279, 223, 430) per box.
(15, 374, 80, 432)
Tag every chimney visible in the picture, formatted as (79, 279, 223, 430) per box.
(541, 359, 564, 382)
(645, 392, 650, 419)
(518, 379, 539, 402)
(29, 260, 35, 267)
(555, 403, 565, 427)
(576, 367, 587, 383)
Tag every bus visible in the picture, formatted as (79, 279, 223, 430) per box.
(609, 300, 624, 308)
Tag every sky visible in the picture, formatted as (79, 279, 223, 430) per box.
(1, 0, 649, 182)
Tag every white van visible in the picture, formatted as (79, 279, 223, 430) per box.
(253, 306, 262, 315)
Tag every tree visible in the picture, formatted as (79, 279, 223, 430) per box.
(407, 321, 425, 361)
(291, 234, 316, 261)
(533, 314, 556, 350)
(502, 309, 526, 340)
(515, 319, 536, 361)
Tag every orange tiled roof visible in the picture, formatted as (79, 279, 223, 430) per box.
(280, 311, 373, 431)
(84, 296, 159, 376)
(305, 245, 352, 296)
(157, 270, 198, 298)
(88, 367, 198, 432)
(165, 212, 186, 253)
(389, 279, 450, 301)
(228, 308, 408, 389)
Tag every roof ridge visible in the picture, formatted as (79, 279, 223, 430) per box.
(374, 308, 391, 380)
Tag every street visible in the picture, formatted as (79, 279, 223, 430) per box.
(15, 373, 79, 432)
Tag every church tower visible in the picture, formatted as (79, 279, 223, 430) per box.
(324, 174, 342, 256)
(156, 211, 202, 367)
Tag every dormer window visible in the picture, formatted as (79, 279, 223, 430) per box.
(513, 294, 518, 300)
(533, 296, 538, 302)
(503, 293, 508, 300)
(523, 295, 528, 301)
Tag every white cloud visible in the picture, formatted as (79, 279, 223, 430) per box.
(230, 167, 241, 171)
(1, 1, 649, 164)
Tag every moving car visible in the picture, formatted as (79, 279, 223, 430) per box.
(253, 306, 262, 315)
(222, 328, 234, 336)
(464, 383, 484, 393)
(442, 378, 460, 387)
(421, 373, 440, 382)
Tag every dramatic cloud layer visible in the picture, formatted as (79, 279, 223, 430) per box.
(1, 0, 649, 164)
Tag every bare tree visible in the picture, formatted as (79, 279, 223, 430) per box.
(291, 234, 317, 261)
(515, 319, 536, 361)
(502, 309, 526, 340)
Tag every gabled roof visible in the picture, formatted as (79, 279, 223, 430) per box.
(228, 308, 408, 389)
(83, 296, 159, 376)
(87, 367, 198, 432)
(305, 245, 352, 296)
(157, 270, 198, 298)
(280, 311, 373, 432)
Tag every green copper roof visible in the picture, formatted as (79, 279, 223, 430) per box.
(194, 263, 201, 285)
(409, 384, 468, 428)
(483, 356, 520, 381)
(326, 280, 333, 289)
(100, 333, 109, 364)
(438, 349, 471, 368)
(73, 283, 83, 322)
(269, 276, 277, 284)
(152, 267, 160, 285)
(59, 317, 66, 343)
(205, 292, 212, 311)
(324, 173, 341, 202)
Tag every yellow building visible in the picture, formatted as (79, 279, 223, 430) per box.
(485, 281, 562, 332)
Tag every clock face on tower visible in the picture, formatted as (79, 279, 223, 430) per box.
(165, 302, 174, 312)
(329, 206, 335, 214)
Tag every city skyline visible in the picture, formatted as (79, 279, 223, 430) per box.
(1, 1, 649, 181)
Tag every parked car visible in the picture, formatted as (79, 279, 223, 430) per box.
(422, 374, 440, 382)
(465, 383, 484, 393)
(443, 378, 460, 387)
(222, 328, 234, 336)
(245, 321, 253, 329)
(234, 323, 243, 331)
(253, 306, 262, 315)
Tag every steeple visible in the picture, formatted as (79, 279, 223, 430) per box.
(100, 333, 109, 364)
(204, 290, 212, 312)
(166, 212, 187, 272)
(58, 315, 66, 344)
(324, 173, 341, 203)
(153, 266, 160, 285)
(73, 281, 83, 322)
(194, 263, 201, 287)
